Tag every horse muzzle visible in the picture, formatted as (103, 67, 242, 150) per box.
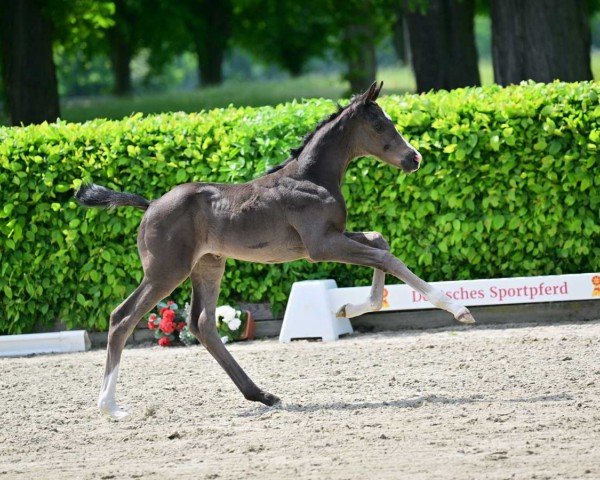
(400, 151, 422, 173)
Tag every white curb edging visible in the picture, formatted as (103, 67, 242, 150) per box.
(0, 330, 91, 357)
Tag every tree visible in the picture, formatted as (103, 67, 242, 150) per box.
(108, 0, 136, 95)
(490, 0, 593, 84)
(0, 0, 60, 125)
(179, 0, 233, 86)
(342, 22, 378, 92)
(391, 4, 410, 66)
(234, 0, 331, 77)
(96, 0, 188, 96)
(328, 0, 395, 93)
(404, 0, 480, 93)
(0, 0, 113, 125)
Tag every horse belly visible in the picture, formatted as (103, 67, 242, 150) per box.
(228, 244, 308, 264)
(211, 215, 307, 263)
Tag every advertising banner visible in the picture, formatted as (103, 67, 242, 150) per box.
(328, 273, 600, 312)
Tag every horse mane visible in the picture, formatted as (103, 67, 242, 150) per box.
(264, 99, 357, 175)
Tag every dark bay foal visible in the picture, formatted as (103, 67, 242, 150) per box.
(76, 82, 475, 419)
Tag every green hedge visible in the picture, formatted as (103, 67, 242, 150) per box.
(1, 81, 598, 334)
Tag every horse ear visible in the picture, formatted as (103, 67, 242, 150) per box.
(360, 81, 378, 102)
(372, 81, 384, 101)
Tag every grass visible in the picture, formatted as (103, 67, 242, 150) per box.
(1, 54, 599, 125)
(58, 66, 417, 124)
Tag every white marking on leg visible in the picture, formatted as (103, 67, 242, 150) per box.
(336, 267, 384, 318)
(426, 289, 474, 323)
(98, 364, 129, 419)
(337, 300, 370, 318)
(337, 293, 382, 318)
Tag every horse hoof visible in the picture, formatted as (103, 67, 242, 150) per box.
(259, 391, 281, 407)
(99, 400, 130, 420)
(456, 311, 476, 324)
(100, 405, 130, 420)
(336, 305, 347, 318)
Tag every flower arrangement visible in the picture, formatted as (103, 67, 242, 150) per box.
(215, 305, 250, 344)
(147, 300, 188, 347)
(146, 300, 253, 347)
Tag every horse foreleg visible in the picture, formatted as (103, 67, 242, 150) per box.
(307, 233, 475, 324)
(336, 232, 387, 318)
(189, 255, 280, 407)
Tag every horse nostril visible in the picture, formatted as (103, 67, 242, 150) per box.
(383, 144, 390, 151)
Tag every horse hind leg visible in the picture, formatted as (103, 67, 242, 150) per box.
(98, 276, 182, 419)
(188, 255, 280, 407)
(336, 232, 387, 318)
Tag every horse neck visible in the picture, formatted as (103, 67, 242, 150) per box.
(295, 114, 357, 189)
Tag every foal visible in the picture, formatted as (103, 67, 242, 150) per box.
(76, 82, 475, 419)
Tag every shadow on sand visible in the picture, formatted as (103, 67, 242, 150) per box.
(238, 392, 573, 417)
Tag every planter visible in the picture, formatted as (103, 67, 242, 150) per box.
(240, 310, 255, 341)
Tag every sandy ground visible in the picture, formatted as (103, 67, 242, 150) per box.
(1, 321, 599, 480)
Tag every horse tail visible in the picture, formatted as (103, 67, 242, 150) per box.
(75, 183, 151, 211)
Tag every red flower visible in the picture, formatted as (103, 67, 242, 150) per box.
(159, 320, 175, 334)
(160, 307, 169, 315)
(149, 313, 157, 322)
(176, 322, 186, 331)
(158, 337, 171, 347)
(162, 309, 175, 323)
(167, 300, 174, 306)
(147, 320, 157, 330)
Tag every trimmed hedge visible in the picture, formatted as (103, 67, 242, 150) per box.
(1, 81, 599, 334)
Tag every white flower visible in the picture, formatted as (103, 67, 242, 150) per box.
(228, 316, 242, 331)
(221, 336, 229, 344)
(215, 305, 236, 324)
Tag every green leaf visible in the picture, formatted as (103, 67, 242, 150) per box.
(3, 286, 13, 299)
(443, 144, 457, 154)
(492, 215, 505, 230)
(581, 177, 591, 191)
(490, 135, 500, 151)
(176, 169, 187, 183)
(508, 217, 520, 230)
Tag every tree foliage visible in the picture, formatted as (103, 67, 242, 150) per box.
(46, 0, 115, 52)
(234, 0, 331, 76)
